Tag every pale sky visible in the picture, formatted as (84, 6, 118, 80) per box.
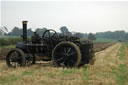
(1, 0, 128, 33)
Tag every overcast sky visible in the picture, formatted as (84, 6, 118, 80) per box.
(1, 1, 128, 33)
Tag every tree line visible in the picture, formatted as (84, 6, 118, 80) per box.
(95, 31, 128, 40)
(0, 26, 128, 41)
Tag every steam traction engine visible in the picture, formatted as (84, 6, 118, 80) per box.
(6, 21, 95, 68)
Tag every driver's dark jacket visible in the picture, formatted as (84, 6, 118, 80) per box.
(32, 34, 41, 44)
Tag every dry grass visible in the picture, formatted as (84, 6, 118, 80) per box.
(0, 43, 128, 85)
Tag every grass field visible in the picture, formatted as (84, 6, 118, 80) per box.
(0, 43, 128, 85)
(0, 45, 15, 49)
(94, 38, 117, 43)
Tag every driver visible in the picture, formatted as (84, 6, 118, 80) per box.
(32, 31, 41, 44)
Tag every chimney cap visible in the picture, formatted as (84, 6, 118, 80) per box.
(22, 21, 28, 24)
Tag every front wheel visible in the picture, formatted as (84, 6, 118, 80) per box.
(52, 41, 81, 67)
(6, 48, 26, 68)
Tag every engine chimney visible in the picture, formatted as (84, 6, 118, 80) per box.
(22, 21, 28, 42)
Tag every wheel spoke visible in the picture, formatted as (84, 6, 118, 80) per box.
(64, 47, 67, 54)
(56, 57, 63, 62)
(12, 52, 16, 57)
(67, 48, 71, 54)
(68, 51, 76, 56)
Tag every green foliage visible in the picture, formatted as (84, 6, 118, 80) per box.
(60, 26, 72, 36)
(36, 28, 47, 36)
(112, 64, 128, 85)
(118, 64, 128, 74)
(22, 71, 33, 75)
(82, 68, 89, 84)
(112, 43, 128, 85)
(119, 43, 125, 60)
(96, 30, 128, 40)
(0, 37, 22, 46)
(0, 75, 20, 84)
(48, 73, 56, 78)
(40, 80, 46, 84)
(7, 27, 34, 36)
(0, 77, 9, 84)
(88, 33, 96, 41)
(74, 32, 83, 38)
(62, 69, 74, 75)
(126, 43, 128, 49)
(82, 68, 89, 80)
(0, 45, 15, 49)
(9, 27, 21, 36)
(94, 38, 116, 43)
(10, 75, 20, 81)
(0, 26, 8, 35)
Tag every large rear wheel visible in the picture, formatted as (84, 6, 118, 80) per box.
(52, 41, 81, 67)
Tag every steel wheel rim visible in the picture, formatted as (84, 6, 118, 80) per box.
(6, 50, 24, 68)
(53, 44, 79, 67)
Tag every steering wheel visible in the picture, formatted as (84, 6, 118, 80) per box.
(42, 29, 58, 40)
